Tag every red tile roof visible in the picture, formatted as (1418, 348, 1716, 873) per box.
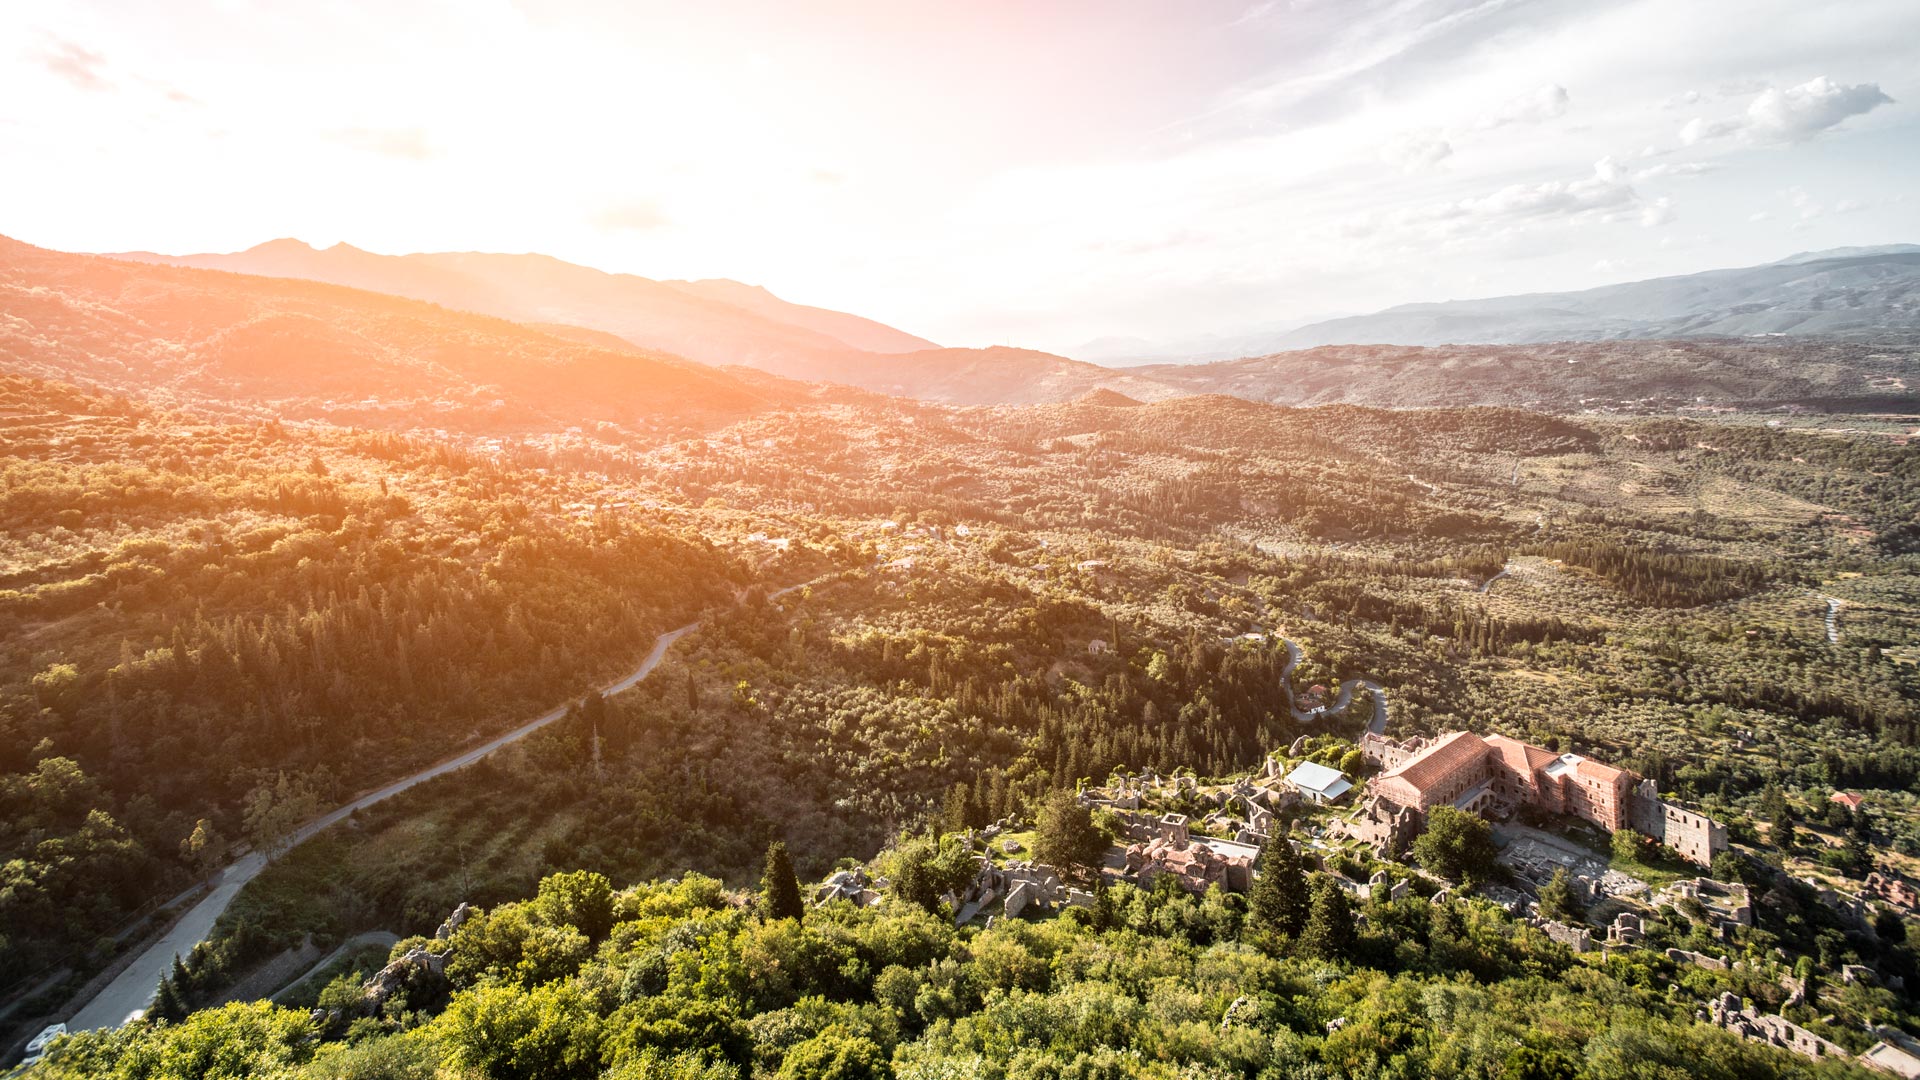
(1379, 731, 1490, 796)
(1485, 734, 1557, 776)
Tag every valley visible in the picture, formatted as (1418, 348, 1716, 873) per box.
(4, 235, 1920, 1079)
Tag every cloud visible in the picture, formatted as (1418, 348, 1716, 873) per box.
(34, 38, 109, 91)
(1680, 76, 1893, 146)
(591, 199, 670, 232)
(1638, 197, 1675, 227)
(1366, 164, 1644, 240)
(1631, 161, 1718, 181)
(1476, 84, 1569, 129)
(1678, 116, 1740, 145)
(328, 126, 436, 160)
(1745, 77, 1894, 142)
(1381, 131, 1452, 171)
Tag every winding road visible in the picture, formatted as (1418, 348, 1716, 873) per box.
(67, 621, 702, 1031)
(1275, 637, 1389, 736)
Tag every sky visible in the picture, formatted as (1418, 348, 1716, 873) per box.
(4, 0, 1919, 356)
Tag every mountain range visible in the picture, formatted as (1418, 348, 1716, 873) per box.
(2, 234, 1911, 417)
(1268, 246, 1920, 349)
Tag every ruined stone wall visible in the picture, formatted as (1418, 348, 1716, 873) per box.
(1359, 732, 1425, 771)
(1630, 780, 1728, 866)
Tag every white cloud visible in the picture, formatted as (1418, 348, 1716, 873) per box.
(1381, 131, 1452, 171)
(1378, 167, 1643, 236)
(1746, 76, 1894, 141)
(1639, 197, 1675, 227)
(1476, 84, 1570, 129)
(1679, 116, 1740, 145)
(1681, 76, 1893, 146)
(1632, 161, 1718, 181)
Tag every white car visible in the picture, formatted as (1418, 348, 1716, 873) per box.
(24, 1023, 67, 1065)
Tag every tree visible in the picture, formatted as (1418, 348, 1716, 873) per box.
(761, 841, 806, 922)
(442, 982, 603, 1080)
(532, 870, 614, 942)
(241, 773, 322, 859)
(1032, 790, 1109, 875)
(777, 1026, 891, 1080)
(31, 662, 82, 717)
(179, 819, 223, 876)
(1610, 828, 1650, 865)
(1773, 814, 1798, 851)
(1298, 876, 1354, 960)
(1537, 868, 1582, 923)
(881, 832, 976, 914)
(1411, 806, 1498, 885)
(942, 783, 972, 835)
(1246, 834, 1309, 947)
(151, 969, 189, 1024)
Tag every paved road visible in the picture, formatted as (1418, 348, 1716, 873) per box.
(67, 621, 700, 1031)
(1275, 637, 1389, 735)
(268, 931, 400, 1005)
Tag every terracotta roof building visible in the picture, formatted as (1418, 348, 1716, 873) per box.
(1374, 731, 1634, 834)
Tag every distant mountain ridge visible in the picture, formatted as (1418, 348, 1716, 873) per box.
(1, 234, 787, 431)
(109, 239, 938, 372)
(1274, 246, 1920, 348)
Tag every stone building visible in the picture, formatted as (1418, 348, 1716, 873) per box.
(1628, 779, 1729, 866)
(1367, 730, 1725, 865)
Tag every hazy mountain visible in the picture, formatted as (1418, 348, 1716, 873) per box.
(660, 278, 935, 354)
(1073, 317, 1343, 365)
(108, 239, 936, 373)
(1136, 337, 1920, 412)
(1276, 248, 1920, 348)
(1, 234, 784, 431)
(804, 346, 1179, 406)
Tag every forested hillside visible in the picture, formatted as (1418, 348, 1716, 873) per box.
(6, 246, 1920, 1077)
(0, 375, 746, 987)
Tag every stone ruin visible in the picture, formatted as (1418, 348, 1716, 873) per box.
(815, 868, 885, 908)
(951, 857, 1092, 923)
(1123, 827, 1260, 894)
(1359, 731, 1428, 772)
(1527, 916, 1595, 953)
(1608, 911, 1644, 945)
(1628, 779, 1728, 867)
(1704, 992, 1847, 1062)
(1336, 796, 1420, 858)
(1865, 871, 1920, 913)
(1651, 877, 1752, 936)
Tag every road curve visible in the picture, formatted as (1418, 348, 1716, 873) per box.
(68, 621, 700, 1031)
(1274, 637, 1389, 736)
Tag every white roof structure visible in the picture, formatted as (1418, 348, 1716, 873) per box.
(1284, 761, 1354, 803)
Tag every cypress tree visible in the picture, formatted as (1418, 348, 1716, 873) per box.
(151, 970, 188, 1024)
(1538, 868, 1582, 923)
(1246, 833, 1310, 948)
(761, 841, 806, 922)
(1298, 876, 1355, 961)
